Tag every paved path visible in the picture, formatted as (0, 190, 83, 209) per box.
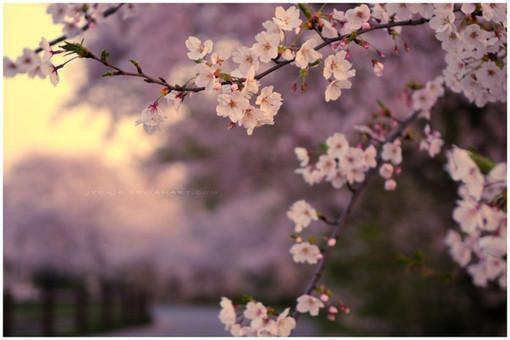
(102, 305, 318, 336)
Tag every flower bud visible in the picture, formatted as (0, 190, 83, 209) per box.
(327, 238, 336, 247)
(379, 163, 394, 179)
(320, 293, 329, 302)
(231, 83, 239, 91)
(372, 60, 384, 77)
(327, 314, 336, 321)
(328, 306, 338, 314)
(384, 179, 397, 191)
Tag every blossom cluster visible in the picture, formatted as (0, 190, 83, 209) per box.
(445, 146, 506, 289)
(3, 3, 133, 86)
(4, 38, 60, 86)
(293, 133, 378, 189)
(433, 3, 507, 106)
(46, 3, 137, 37)
(218, 297, 296, 337)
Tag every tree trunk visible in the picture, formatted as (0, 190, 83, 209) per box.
(3, 290, 13, 336)
(100, 282, 113, 330)
(74, 285, 88, 334)
(41, 287, 56, 336)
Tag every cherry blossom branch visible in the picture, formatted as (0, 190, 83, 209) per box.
(87, 51, 170, 88)
(78, 15, 433, 93)
(34, 3, 125, 54)
(291, 109, 420, 319)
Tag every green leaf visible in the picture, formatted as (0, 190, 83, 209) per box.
(320, 143, 329, 154)
(100, 49, 110, 63)
(297, 3, 313, 20)
(376, 100, 392, 116)
(59, 40, 91, 58)
(468, 151, 496, 174)
(129, 59, 143, 74)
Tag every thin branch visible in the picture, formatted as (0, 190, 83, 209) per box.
(291, 110, 420, 319)
(81, 15, 433, 92)
(34, 3, 125, 54)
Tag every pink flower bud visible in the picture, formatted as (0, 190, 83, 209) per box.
(379, 163, 394, 179)
(320, 294, 329, 302)
(329, 306, 338, 314)
(231, 83, 239, 91)
(296, 236, 303, 243)
(340, 38, 348, 48)
(372, 60, 384, 77)
(316, 253, 324, 260)
(327, 238, 336, 247)
(345, 49, 351, 60)
(376, 49, 385, 58)
(361, 22, 371, 30)
(213, 82, 222, 92)
(384, 179, 397, 191)
(361, 40, 370, 49)
(395, 166, 402, 176)
(327, 314, 336, 321)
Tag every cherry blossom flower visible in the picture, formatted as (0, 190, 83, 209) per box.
(364, 145, 378, 168)
(287, 200, 318, 233)
(290, 242, 321, 264)
(345, 4, 371, 31)
(218, 297, 236, 330)
(381, 140, 402, 165)
(429, 10, 455, 33)
(273, 6, 302, 32)
(386, 3, 413, 20)
(326, 132, 349, 158)
(255, 86, 282, 115)
(445, 230, 472, 267)
(244, 301, 267, 321)
(40, 62, 60, 86)
(419, 125, 444, 158)
(323, 51, 355, 81)
(185, 36, 213, 61)
(324, 79, 352, 102)
(274, 308, 296, 337)
(453, 200, 484, 234)
(238, 105, 273, 135)
(216, 92, 250, 123)
(39, 38, 57, 62)
(232, 46, 260, 75)
(296, 294, 324, 316)
(253, 31, 280, 63)
(295, 39, 322, 69)
(16, 48, 40, 73)
(294, 147, 309, 167)
(3, 57, 18, 78)
(262, 20, 284, 42)
(46, 4, 68, 24)
(194, 63, 217, 90)
(135, 101, 167, 134)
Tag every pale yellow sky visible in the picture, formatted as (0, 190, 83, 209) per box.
(3, 3, 159, 171)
